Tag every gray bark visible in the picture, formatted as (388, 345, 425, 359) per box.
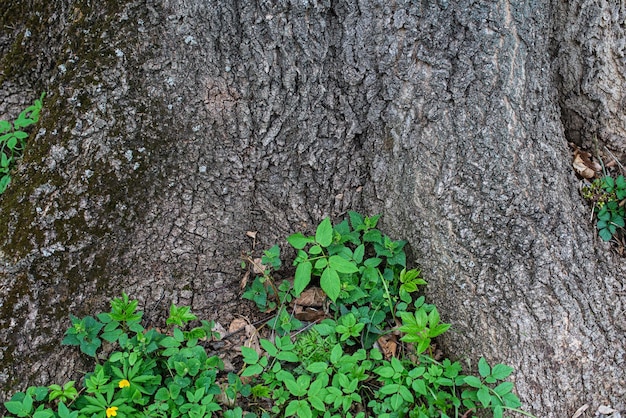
(1, 0, 625, 416)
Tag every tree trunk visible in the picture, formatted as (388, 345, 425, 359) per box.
(1, 0, 624, 416)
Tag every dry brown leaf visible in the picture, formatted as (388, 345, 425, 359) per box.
(294, 287, 326, 308)
(572, 145, 602, 179)
(240, 269, 250, 291)
(252, 257, 265, 274)
(293, 305, 327, 322)
(228, 317, 261, 357)
(377, 334, 398, 359)
(571, 404, 589, 418)
(292, 287, 327, 321)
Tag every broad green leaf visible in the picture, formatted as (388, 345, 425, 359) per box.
(294, 261, 312, 296)
(502, 392, 522, 408)
(315, 218, 333, 247)
(241, 364, 263, 377)
(328, 255, 358, 274)
(160, 337, 181, 348)
(320, 267, 340, 302)
(378, 383, 400, 395)
(477, 386, 491, 407)
(429, 323, 451, 338)
(329, 344, 343, 364)
(5, 398, 32, 416)
(241, 346, 259, 364)
(0, 120, 11, 133)
(491, 363, 514, 380)
(13, 131, 28, 139)
(398, 385, 414, 403)
(374, 366, 394, 378)
(260, 339, 277, 357)
(412, 379, 427, 396)
(428, 308, 440, 327)
(463, 376, 483, 388)
(493, 381, 514, 396)
(348, 211, 365, 230)
(308, 245, 323, 255)
(478, 357, 491, 377)
(287, 233, 312, 249)
(314, 258, 328, 269)
(306, 362, 328, 374)
(353, 244, 365, 263)
(7, 136, 17, 150)
(285, 400, 300, 416)
(277, 351, 300, 362)
(599, 227, 612, 241)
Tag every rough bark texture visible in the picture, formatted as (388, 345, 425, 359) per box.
(1, 0, 625, 416)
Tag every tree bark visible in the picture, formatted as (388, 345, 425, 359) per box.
(1, 0, 625, 416)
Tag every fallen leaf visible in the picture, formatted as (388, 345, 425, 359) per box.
(252, 258, 266, 275)
(240, 270, 250, 291)
(572, 145, 602, 179)
(597, 405, 618, 415)
(377, 334, 398, 359)
(571, 404, 588, 418)
(246, 231, 257, 239)
(293, 287, 326, 308)
(229, 317, 261, 357)
(293, 305, 326, 322)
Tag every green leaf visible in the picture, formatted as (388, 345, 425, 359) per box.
(478, 358, 491, 377)
(328, 255, 358, 274)
(494, 405, 504, 418)
(7, 136, 17, 150)
(493, 381, 514, 396)
(0, 174, 11, 192)
(599, 227, 613, 241)
(329, 344, 343, 364)
(308, 245, 323, 255)
(160, 337, 181, 348)
(320, 267, 340, 302)
(276, 351, 300, 362)
(315, 218, 333, 247)
(294, 261, 312, 296)
(241, 346, 259, 364)
(353, 244, 365, 263)
(428, 323, 451, 338)
(491, 364, 514, 380)
(348, 211, 365, 230)
(398, 385, 414, 403)
(13, 131, 28, 139)
(463, 376, 482, 388)
(287, 233, 313, 249)
(477, 386, 491, 408)
(306, 362, 328, 374)
(375, 366, 395, 378)
(260, 339, 278, 357)
(241, 364, 263, 377)
(379, 383, 400, 395)
(0, 120, 11, 133)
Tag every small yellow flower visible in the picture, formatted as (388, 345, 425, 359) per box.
(106, 406, 118, 417)
(118, 379, 130, 388)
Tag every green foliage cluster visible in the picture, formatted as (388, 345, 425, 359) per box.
(582, 175, 626, 241)
(4, 213, 534, 418)
(0, 93, 44, 193)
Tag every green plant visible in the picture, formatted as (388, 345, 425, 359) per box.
(583, 174, 626, 241)
(5, 214, 535, 418)
(0, 92, 44, 194)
